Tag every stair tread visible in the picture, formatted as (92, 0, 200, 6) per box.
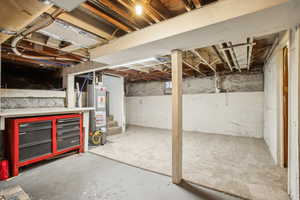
(107, 126, 122, 136)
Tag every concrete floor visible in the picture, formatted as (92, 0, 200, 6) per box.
(0, 153, 241, 200)
(90, 125, 288, 200)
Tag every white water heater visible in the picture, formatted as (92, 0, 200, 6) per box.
(88, 83, 108, 133)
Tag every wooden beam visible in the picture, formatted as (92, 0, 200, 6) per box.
(90, 0, 294, 65)
(81, 3, 133, 33)
(219, 44, 233, 71)
(247, 37, 254, 70)
(297, 26, 300, 200)
(97, 0, 141, 30)
(171, 49, 182, 184)
(64, 74, 75, 108)
(190, 49, 216, 72)
(46, 7, 113, 40)
(227, 42, 241, 71)
(191, 0, 202, 8)
(212, 45, 227, 69)
(180, 0, 192, 11)
(117, 0, 154, 25)
(183, 60, 205, 75)
(143, 1, 166, 21)
(16, 40, 85, 62)
(1, 52, 69, 68)
(63, 61, 107, 75)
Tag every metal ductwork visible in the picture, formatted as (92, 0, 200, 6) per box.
(0, 0, 53, 44)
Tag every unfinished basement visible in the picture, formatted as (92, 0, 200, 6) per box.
(0, 0, 300, 200)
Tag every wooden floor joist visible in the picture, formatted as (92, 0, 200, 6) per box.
(81, 3, 134, 33)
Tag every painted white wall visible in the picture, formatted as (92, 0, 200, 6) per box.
(264, 28, 300, 200)
(263, 33, 287, 165)
(287, 27, 300, 200)
(102, 75, 125, 130)
(126, 92, 264, 138)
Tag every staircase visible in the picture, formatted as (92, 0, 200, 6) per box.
(107, 115, 122, 135)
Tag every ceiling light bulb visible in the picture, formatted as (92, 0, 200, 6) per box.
(135, 4, 143, 16)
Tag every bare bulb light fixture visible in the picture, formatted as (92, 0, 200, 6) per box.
(135, 3, 143, 16)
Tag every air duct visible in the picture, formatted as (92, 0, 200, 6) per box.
(0, 0, 53, 44)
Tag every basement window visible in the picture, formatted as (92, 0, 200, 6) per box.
(164, 81, 172, 95)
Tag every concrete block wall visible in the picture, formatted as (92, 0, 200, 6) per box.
(126, 73, 263, 96)
(1, 98, 65, 109)
(0, 89, 66, 110)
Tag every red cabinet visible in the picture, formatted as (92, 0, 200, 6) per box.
(7, 114, 83, 177)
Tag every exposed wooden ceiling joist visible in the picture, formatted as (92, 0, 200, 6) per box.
(247, 37, 254, 70)
(117, 0, 154, 25)
(46, 7, 113, 40)
(227, 42, 241, 72)
(190, 49, 216, 72)
(183, 60, 205, 75)
(143, 1, 166, 21)
(180, 0, 192, 11)
(81, 3, 134, 33)
(1, 52, 69, 69)
(97, 0, 142, 30)
(191, 0, 202, 8)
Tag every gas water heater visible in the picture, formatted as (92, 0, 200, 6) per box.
(88, 83, 108, 144)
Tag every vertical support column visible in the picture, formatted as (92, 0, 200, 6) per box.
(63, 74, 75, 108)
(171, 49, 183, 184)
(83, 111, 90, 152)
(297, 25, 300, 200)
(121, 76, 126, 133)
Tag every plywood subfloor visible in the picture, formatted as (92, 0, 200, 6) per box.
(90, 125, 288, 200)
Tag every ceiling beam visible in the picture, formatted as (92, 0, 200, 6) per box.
(117, 0, 154, 25)
(97, 0, 141, 30)
(46, 7, 113, 40)
(180, 0, 192, 11)
(127, 0, 162, 23)
(1, 52, 68, 68)
(191, 0, 202, 8)
(212, 45, 227, 69)
(190, 49, 216, 72)
(143, 1, 166, 21)
(247, 37, 254, 70)
(81, 3, 134, 33)
(90, 0, 294, 66)
(15, 41, 84, 62)
(183, 60, 205, 75)
(219, 44, 233, 71)
(227, 42, 241, 71)
(62, 61, 107, 75)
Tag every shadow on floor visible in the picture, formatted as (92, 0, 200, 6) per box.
(178, 180, 246, 200)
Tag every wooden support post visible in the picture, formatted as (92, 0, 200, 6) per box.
(63, 74, 75, 108)
(297, 25, 300, 200)
(171, 49, 183, 184)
